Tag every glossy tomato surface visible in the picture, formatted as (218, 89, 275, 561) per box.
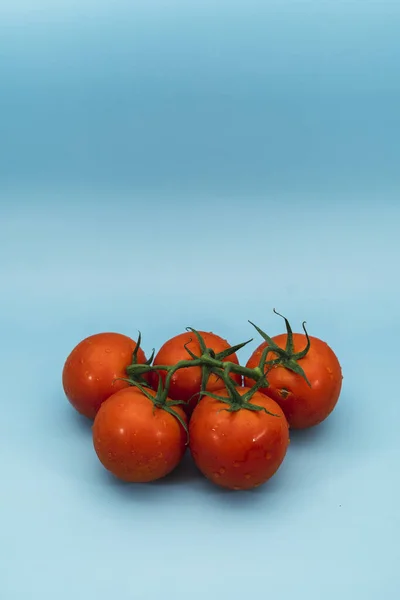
(92, 386, 187, 483)
(151, 330, 242, 414)
(245, 334, 343, 429)
(62, 332, 147, 420)
(189, 387, 289, 490)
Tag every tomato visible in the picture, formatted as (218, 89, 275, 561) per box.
(189, 387, 289, 490)
(92, 386, 187, 483)
(62, 332, 147, 420)
(151, 331, 242, 415)
(245, 334, 342, 429)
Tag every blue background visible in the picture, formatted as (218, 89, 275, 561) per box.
(1, 1, 399, 598)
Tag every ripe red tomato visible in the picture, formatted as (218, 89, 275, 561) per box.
(92, 386, 187, 483)
(245, 334, 343, 429)
(189, 387, 289, 490)
(62, 332, 147, 420)
(151, 331, 242, 415)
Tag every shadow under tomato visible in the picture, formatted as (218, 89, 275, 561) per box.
(57, 395, 94, 436)
(101, 450, 202, 490)
(101, 450, 287, 501)
(69, 409, 94, 434)
(150, 451, 203, 486)
(288, 422, 329, 446)
(171, 457, 289, 508)
(97, 455, 292, 512)
(203, 463, 290, 504)
(287, 412, 340, 448)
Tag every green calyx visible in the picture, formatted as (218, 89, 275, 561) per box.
(116, 375, 189, 441)
(183, 327, 253, 403)
(123, 310, 312, 433)
(198, 365, 280, 417)
(248, 309, 312, 387)
(126, 330, 155, 388)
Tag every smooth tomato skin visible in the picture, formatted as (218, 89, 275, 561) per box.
(151, 331, 242, 415)
(189, 388, 289, 491)
(92, 387, 187, 483)
(245, 334, 343, 429)
(62, 332, 147, 420)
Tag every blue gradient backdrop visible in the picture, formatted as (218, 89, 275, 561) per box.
(1, 2, 399, 599)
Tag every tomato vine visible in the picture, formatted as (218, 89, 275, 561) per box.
(122, 310, 311, 433)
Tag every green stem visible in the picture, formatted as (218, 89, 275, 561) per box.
(126, 357, 264, 384)
(223, 361, 263, 381)
(125, 313, 312, 410)
(116, 376, 189, 441)
(160, 358, 203, 403)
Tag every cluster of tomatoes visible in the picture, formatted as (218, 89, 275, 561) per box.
(62, 312, 343, 491)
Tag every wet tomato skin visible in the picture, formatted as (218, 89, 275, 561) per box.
(151, 331, 242, 415)
(189, 387, 289, 491)
(245, 334, 343, 429)
(92, 386, 187, 483)
(62, 332, 147, 420)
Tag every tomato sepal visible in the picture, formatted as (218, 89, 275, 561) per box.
(113, 376, 190, 442)
(124, 331, 155, 388)
(196, 367, 281, 418)
(249, 309, 312, 387)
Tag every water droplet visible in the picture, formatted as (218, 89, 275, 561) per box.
(245, 473, 251, 480)
(253, 482, 262, 488)
(79, 358, 85, 365)
(265, 451, 272, 460)
(158, 452, 163, 459)
(233, 486, 242, 491)
(105, 348, 112, 353)
(213, 472, 221, 479)
(219, 467, 226, 475)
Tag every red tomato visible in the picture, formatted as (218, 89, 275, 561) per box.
(62, 332, 147, 420)
(92, 386, 187, 483)
(189, 387, 289, 490)
(151, 331, 242, 415)
(245, 334, 342, 429)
